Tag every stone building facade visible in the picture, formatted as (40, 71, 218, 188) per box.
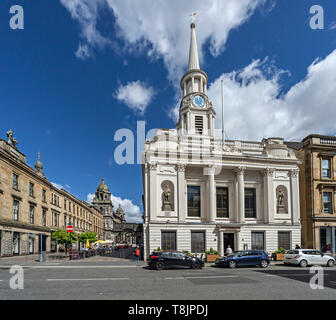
(0, 131, 104, 257)
(142, 22, 301, 260)
(290, 135, 336, 254)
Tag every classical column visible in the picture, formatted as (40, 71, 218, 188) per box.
(149, 162, 158, 221)
(263, 168, 275, 224)
(290, 169, 300, 224)
(235, 166, 246, 223)
(200, 77, 203, 93)
(144, 163, 148, 223)
(177, 164, 186, 222)
(209, 166, 216, 223)
(218, 230, 224, 256)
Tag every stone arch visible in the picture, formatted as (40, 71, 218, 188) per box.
(276, 185, 288, 214)
(161, 180, 175, 212)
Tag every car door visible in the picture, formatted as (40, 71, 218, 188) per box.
(311, 250, 324, 265)
(237, 251, 252, 266)
(301, 250, 314, 265)
(168, 252, 186, 268)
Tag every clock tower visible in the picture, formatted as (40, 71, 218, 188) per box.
(177, 21, 216, 137)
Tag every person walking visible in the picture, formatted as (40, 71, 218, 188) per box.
(134, 246, 140, 262)
(226, 245, 233, 256)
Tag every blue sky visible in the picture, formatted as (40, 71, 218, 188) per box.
(1, 0, 336, 222)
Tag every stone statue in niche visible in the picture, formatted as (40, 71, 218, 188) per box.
(276, 186, 288, 214)
(162, 182, 174, 211)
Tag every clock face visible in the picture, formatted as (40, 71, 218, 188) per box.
(193, 95, 205, 107)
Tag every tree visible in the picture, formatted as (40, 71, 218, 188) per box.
(52, 229, 78, 254)
(78, 231, 97, 244)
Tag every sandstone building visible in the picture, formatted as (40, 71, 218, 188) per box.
(0, 130, 103, 256)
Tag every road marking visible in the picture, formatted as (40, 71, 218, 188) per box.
(165, 275, 238, 280)
(0, 265, 139, 269)
(46, 277, 130, 281)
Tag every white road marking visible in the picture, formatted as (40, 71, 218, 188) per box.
(46, 277, 130, 281)
(165, 275, 239, 280)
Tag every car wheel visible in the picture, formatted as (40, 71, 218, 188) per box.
(260, 260, 269, 268)
(192, 261, 201, 269)
(299, 260, 308, 268)
(156, 262, 165, 270)
(229, 261, 237, 269)
(327, 259, 334, 267)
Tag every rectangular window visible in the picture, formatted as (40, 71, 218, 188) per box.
(323, 192, 333, 214)
(251, 232, 264, 250)
(12, 173, 18, 190)
(245, 188, 256, 218)
(42, 189, 46, 202)
(30, 206, 34, 224)
(191, 231, 205, 253)
(53, 212, 58, 227)
(64, 215, 67, 227)
(69, 201, 71, 212)
(195, 116, 203, 134)
(322, 159, 331, 178)
(278, 232, 291, 250)
(13, 200, 19, 221)
(64, 199, 67, 210)
(216, 187, 229, 218)
(42, 210, 47, 226)
(161, 231, 176, 251)
(187, 186, 201, 217)
(29, 182, 34, 197)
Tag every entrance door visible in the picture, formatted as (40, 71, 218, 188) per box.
(224, 233, 235, 253)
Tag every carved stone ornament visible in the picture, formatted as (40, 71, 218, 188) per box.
(234, 166, 246, 176)
(264, 168, 275, 177)
(149, 162, 158, 170)
(177, 164, 186, 172)
(290, 169, 299, 178)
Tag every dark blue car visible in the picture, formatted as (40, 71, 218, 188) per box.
(215, 250, 270, 268)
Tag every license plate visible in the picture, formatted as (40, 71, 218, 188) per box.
(286, 257, 291, 260)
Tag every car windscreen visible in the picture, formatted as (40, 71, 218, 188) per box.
(286, 250, 299, 255)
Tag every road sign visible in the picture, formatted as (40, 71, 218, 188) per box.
(66, 225, 73, 232)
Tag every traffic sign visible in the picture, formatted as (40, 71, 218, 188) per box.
(66, 225, 73, 232)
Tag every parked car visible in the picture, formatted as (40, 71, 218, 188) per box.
(215, 250, 270, 268)
(283, 249, 335, 267)
(148, 251, 204, 270)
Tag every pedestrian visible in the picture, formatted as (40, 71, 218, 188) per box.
(226, 245, 233, 256)
(134, 246, 140, 262)
(295, 244, 300, 249)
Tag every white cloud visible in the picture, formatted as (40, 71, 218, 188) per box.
(115, 81, 154, 114)
(207, 51, 336, 141)
(51, 182, 64, 190)
(86, 193, 142, 223)
(60, 0, 267, 82)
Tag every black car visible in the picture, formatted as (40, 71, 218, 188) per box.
(148, 251, 204, 270)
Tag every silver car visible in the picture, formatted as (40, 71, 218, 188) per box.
(283, 249, 335, 267)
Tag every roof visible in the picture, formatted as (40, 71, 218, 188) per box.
(284, 141, 303, 150)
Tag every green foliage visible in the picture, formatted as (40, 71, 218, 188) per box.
(205, 248, 219, 255)
(78, 231, 97, 244)
(182, 250, 190, 255)
(156, 247, 161, 251)
(52, 229, 77, 245)
(274, 247, 286, 254)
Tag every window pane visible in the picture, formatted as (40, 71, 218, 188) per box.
(323, 192, 332, 213)
(161, 231, 176, 251)
(245, 188, 256, 218)
(251, 232, 264, 250)
(187, 186, 201, 217)
(216, 187, 229, 218)
(191, 232, 205, 253)
(322, 159, 331, 178)
(278, 232, 290, 250)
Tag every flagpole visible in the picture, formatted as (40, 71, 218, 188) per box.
(221, 79, 225, 147)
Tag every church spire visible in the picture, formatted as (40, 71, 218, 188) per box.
(188, 17, 200, 71)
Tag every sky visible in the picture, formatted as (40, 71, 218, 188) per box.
(1, 0, 336, 223)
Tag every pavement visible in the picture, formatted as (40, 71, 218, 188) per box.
(0, 255, 336, 300)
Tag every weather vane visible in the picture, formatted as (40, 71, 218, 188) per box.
(190, 12, 196, 23)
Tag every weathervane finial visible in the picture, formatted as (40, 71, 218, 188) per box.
(190, 12, 196, 24)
